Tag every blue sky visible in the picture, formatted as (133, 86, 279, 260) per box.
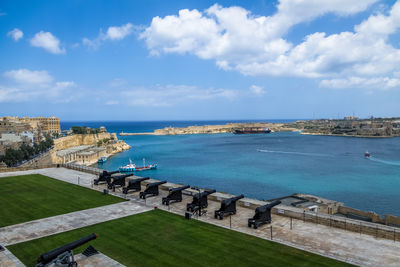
(1, 0, 400, 121)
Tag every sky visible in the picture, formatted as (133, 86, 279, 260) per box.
(0, 0, 400, 121)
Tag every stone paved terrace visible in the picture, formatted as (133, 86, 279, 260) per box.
(1, 168, 400, 266)
(74, 252, 126, 267)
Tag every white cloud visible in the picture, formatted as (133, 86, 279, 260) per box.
(30, 31, 66, 54)
(4, 69, 53, 85)
(106, 100, 119, 105)
(320, 77, 400, 90)
(7, 28, 23, 41)
(83, 23, 135, 48)
(122, 84, 236, 107)
(250, 85, 266, 95)
(0, 86, 28, 102)
(140, 1, 400, 90)
(0, 69, 77, 103)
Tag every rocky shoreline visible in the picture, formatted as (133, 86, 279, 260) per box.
(120, 118, 400, 138)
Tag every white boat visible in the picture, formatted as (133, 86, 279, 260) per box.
(119, 159, 136, 172)
(98, 156, 108, 163)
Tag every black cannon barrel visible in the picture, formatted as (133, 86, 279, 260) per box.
(256, 200, 281, 213)
(224, 194, 244, 203)
(129, 177, 150, 183)
(37, 233, 97, 265)
(113, 173, 134, 180)
(148, 180, 167, 187)
(200, 189, 216, 197)
(105, 170, 119, 175)
(170, 185, 190, 192)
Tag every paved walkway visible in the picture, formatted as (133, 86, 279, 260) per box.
(0, 201, 150, 246)
(0, 167, 97, 188)
(75, 252, 126, 267)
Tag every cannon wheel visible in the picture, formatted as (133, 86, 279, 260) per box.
(219, 215, 223, 220)
(253, 225, 258, 229)
(248, 222, 252, 228)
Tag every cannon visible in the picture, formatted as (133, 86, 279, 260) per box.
(248, 200, 281, 229)
(162, 185, 190, 205)
(36, 233, 97, 267)
(214, 194, 244, 220)
(186, 189, 216, 212)
(122, 177, 150, 194)
(94, 170, 119, 185)
(139, 180, 167, 199)
(107, 174, 133, 191)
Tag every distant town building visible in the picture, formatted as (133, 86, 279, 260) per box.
(21, 116, 61, 134)
(0, 118, 32, 134)
(0, 116, 61, 134)
(344, 116, 359, 121)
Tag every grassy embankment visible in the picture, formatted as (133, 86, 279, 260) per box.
(8, 209, 352, 267)
(0, 174, 123, 227)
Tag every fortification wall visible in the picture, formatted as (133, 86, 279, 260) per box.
(338, 206, 385, 224)
(53, 133, 115, 150)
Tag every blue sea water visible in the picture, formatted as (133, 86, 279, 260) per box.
(62, 121, 400, 216)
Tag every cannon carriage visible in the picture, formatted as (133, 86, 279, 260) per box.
(94, 170, 119, 186)
(122, 177, 150, 194)
(162, 185, 190, 205)
(214, 194, 244, 220)
(186, 189, 216, 212)
(107, 174, 133, 191)
(248, 200, 281, 229)
(139, 180, 167, 199)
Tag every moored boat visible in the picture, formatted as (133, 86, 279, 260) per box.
(119, 159, 136, 172)
(97, 156, 108, 163)
(233, 127, 271, 134)
(135, 164, 157, 171)
(365, 151, 370, 158)
(119, 158, 157, 172)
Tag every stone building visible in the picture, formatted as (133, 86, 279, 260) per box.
(0, 116, 61, 135)
(76, 147, 107, 165)
(0, 118, 32, 134)
(21, 116, 61, 134)
(56, 145, 107, 165)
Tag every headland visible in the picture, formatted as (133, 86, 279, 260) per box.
(120, 117, 400, 138)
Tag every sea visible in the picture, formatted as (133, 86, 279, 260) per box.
(61, 120, 400, 216)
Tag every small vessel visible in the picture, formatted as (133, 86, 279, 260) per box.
(119, 158, 157, 172)
(365, 151, 370, 158)
(97, 156, 108, 163)
(233, 127, 271, 134)
(119, 159, 136, 172)
(135, 158, 157, 171)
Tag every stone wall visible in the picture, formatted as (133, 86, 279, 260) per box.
(385, 214, 400, 227)
(338, 206, 385, 224)
(53, 132, 115, 150)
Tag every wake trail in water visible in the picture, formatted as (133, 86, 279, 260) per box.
(257, 149, 330, 157)
(368, 157, 400, 166)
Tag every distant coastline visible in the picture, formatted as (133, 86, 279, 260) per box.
(119, 118, 400, 138)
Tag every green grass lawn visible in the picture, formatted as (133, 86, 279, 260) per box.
(0, 174, 123, 227)
(8, 209, 352, 267)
